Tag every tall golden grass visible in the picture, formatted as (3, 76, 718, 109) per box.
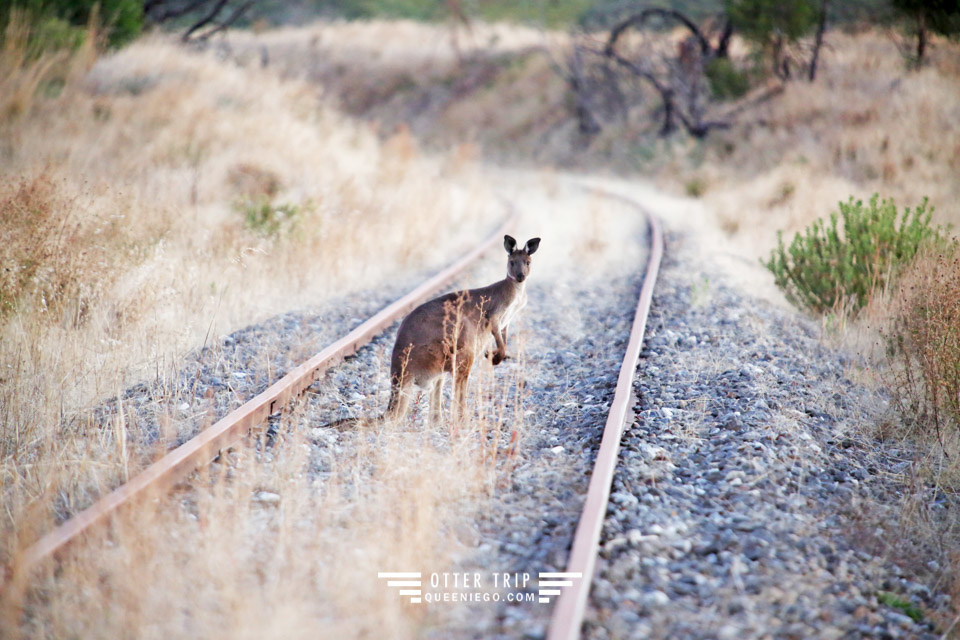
(665, 31, 960, 265)
(10, 343, 531, 639)
(0, 16, 499, 629)
(230, 22, 959, 287)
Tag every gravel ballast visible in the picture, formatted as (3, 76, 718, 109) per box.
(294, 183, 654, 637)
(583, 233, 941, 640)
(61, 182, 948, 639)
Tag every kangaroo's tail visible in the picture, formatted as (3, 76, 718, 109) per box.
(323, 375, 406, 430)
(322, 414, 385, 430)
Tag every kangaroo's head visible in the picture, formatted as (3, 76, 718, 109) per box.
(504, 235, 541, 283)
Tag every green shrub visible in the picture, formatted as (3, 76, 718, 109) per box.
(238, 196, 306, 236)
(726, 0, 819, 45)
(764, 194, 943, 315)
(877, 591, 925, 623)
(705, 58, 751, 101)
(28, 14, 85, 55)
(334, 0, 445, 21)
(3, 1, 142, 49)
(1, 9, 86, 64)
(685, 177, 707, 198)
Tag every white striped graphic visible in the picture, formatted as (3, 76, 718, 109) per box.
(537, 572, 582, 604)
(378, 572, 423, 604)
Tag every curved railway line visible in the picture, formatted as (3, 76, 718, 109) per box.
(4, 187, 665, 640)
(547, 193, 663, 639)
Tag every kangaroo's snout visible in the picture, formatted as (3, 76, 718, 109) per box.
(515, 274, 526, 283)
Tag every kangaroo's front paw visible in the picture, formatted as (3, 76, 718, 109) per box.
(492, 352, 509, 366)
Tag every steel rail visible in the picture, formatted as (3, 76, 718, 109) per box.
(7, 208, 519, 586)
(547, 192, 664, 640)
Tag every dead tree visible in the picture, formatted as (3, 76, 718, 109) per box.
(604, 8, 728, 58)
(143, 0, 258, 42)
(566, 8, 733, 138)
(715, 19, 734, 58)
(808, 0, 829, 81)
(566, 44, 603, 136)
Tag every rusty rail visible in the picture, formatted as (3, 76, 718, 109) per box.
(547, 192, 664, 640)
(7, 209, 518, 586)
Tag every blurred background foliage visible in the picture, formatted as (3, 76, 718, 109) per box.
(4, 0, 954, 63)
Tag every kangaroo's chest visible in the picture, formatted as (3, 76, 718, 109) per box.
(499, 289, 527, 329)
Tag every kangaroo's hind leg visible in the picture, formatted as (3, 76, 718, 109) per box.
(385, 370, 414, 423)
(428, 377, 445, 427)
(452, 354, 474, 432)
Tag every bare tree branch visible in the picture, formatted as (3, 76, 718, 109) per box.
(181, 0, 229, 42)
(603, 48, 678, 135)
(808, 0, 829, 81)
(568, 45, 602, 136)
(144, 0, 211, 23)
(193, 0, 256, 42)
(552, 6, 751, 140)
(715, 18, 733, 58)
(605, 8, 714, 58)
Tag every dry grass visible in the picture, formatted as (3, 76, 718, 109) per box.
(9, 350, 530, 638)
(563, 26, 960, 630)
(0, 18, 502, 633)
(583, 31, 960, 318)
(232, 21, 959, 305)
(687, 31, 960, 268)
(0, 9, 96, 123)
(856, 245, 960, 567)
(881, 245, 960, 444)
(232, 19, 550, 68)
(219, 20, 572, 161)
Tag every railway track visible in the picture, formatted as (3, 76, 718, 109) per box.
(547, 190, 663, 639)
(4, 208, 519, 590)
(4, 187, 665, 640)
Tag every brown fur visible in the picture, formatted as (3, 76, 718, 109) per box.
(385, 235, 540, 426)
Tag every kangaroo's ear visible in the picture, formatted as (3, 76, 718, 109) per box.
(504, 235, 517, 253)
(524, 238, 541, 255)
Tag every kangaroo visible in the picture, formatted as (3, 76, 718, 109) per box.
(327, 235, 540, 430)
(384, 235, 540, 427)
